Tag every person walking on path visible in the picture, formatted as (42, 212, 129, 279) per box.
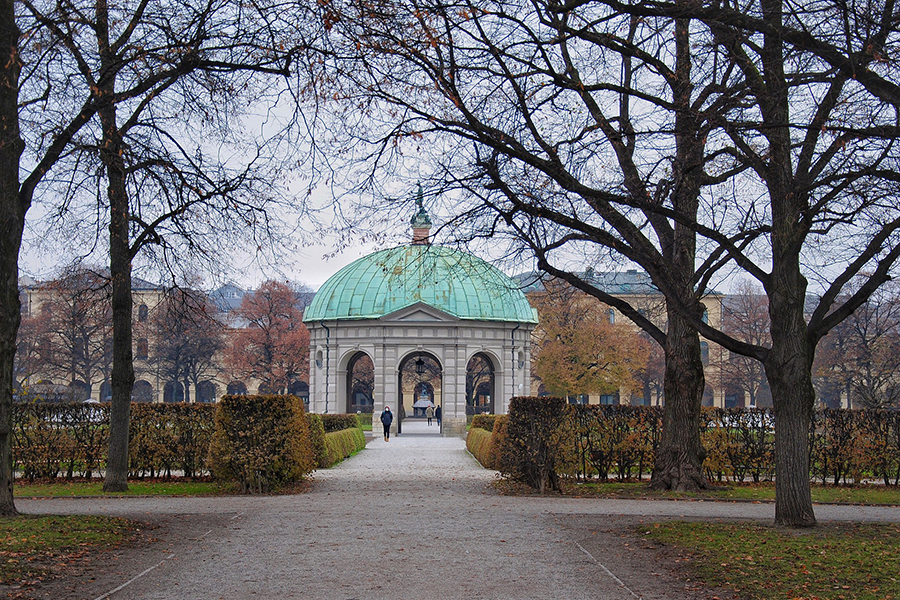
(380, 405, 394, 441)
(425, 404, 435, 426)
(435, 404, 441, 426)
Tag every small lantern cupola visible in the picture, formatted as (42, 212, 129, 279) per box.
(410, 184, 432, 245)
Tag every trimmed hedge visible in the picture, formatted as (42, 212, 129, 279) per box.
(466, 427, 495, 468)
(476, 405, 900, 487)
(320, 414, 361, 433)
(322, 428, 366, 467)
(496, 396, 568, 493)
(208, 395, 315, 493)
(307, 414, 328, 469)
(470, 414, 497, 432)
(129, 403, 216, 479)
(11, 402, 215, 480)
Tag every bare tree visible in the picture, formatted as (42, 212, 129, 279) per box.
(313, 0, 900, 527)
(26, 266, 112, 399)
(18, 0, 305, 492)
(719, 281, 770, 408)
(815, 280, 900, 409)
(145, 287, 224, 404)
(312, 0, 751, 494)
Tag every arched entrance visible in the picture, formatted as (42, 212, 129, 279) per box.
(347, 352, 375, 414)
(398, 352, 442, 432)
(466, 353, 495, 415)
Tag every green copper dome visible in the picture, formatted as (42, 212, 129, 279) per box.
(304, 245, 537, 323)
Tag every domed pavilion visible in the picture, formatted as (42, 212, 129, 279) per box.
(303, 197, 537, 436)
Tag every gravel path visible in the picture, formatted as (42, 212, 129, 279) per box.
(14, 421, 900, 600)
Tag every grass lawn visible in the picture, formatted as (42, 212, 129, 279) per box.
(643, 521, 900, 600)
(563, 481, 900, 505)
(14, 480, 220, 498)
(0, 515, 133, 585)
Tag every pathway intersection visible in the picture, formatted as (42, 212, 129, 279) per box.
(16, 420, 900, 599)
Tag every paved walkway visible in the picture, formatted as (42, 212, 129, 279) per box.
(16, 422, 900, 600)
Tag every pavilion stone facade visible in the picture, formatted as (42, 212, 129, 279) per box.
(304, 197, 537, 437)
(307, 302, 533, 436)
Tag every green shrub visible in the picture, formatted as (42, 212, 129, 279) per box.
(496, 396, 568, 493)
(320, 414, 361, 433)
(307, 414, 328, 468)
(208, 395, 315, 493)
(466, 427, 495, 468)
(322, 428, 366, 467)
(470, 414, 497, 432)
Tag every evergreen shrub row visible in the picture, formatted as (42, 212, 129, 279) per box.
(467, 404, 900, 488)
(307, 414, 328, 468)
(11, 402, 215, 480)
(13, 397, 366, 488)
(465, 427, 495, 468)
(129, 403, 216, 479)
(320, 414, 361, 433)
(322, 428, 366, 467)
(470, 414, 498, 432)
(208, 395, 315, 493)
(495, 396, 568, 493)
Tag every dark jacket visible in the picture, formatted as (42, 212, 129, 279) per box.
(380, 409, 394, 427)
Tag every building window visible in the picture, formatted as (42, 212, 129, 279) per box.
(136, 338, 148, 360)
(599, 393, 619, 405)
(701, 310, 709, 324)
(138, 304, 148, 322)
(567, 394, 589, 405)
(607, 308, 615, 324)
(700, 342, 709, 366)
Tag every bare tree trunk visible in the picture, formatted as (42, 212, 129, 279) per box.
(765, 270, 817, 527)
(0, 0, 22, 517)
(100, 95, 134, 492)
(651, 308, 707, 490)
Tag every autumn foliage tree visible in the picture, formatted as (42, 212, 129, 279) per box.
(227, 281, 310, 396)
(532, 286, 650, 400)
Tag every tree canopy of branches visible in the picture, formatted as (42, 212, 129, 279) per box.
(23, 266, 112, 399)
(227, 280, 310, 396)
(145, 288, 224, 404)
(312, 0, 900, 526)
(14, 0, 306, 494)
(314, 0, 747, 496)
(816, 280, 900, 410)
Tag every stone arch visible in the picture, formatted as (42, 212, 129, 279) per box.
(346, 351, 374, 414)
(226, 381, 247, 395)
(164, 381, 184, 403)
(132, 380, 153, 403)
(69, 380, 91, 402)
(99, 380, 112, 402)
(398, 350, 442, 422)
(197, 380, 218, 403)
(466, 352, 496, 415)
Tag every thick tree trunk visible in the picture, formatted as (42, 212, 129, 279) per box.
(0, 0, 22, 517)
(650, 308, 707, 490)
(647, 15, 708, 491)
(765, 272, 817, 527)
(101, 101, 135, 492)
